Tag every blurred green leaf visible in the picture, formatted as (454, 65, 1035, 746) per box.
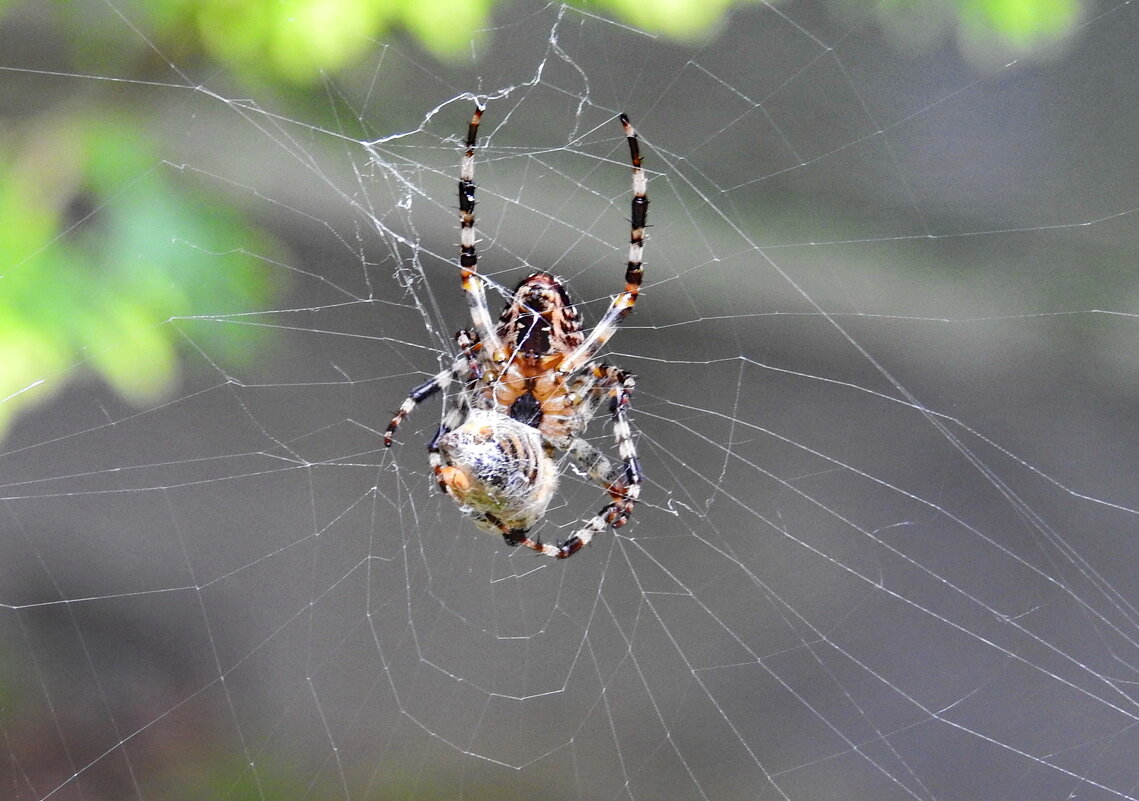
(171, 0, 751, 83)
(868, 0, 1081, 57)
(0, 114, 274, 438)
(960, 0, 1079, 48)
(401, 0, 493, 58)
(597, 0, 750, 39)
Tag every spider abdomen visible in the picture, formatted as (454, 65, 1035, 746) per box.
(436, 410, 558, 535)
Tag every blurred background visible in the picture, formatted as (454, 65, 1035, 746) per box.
(4, 0, 1139, 799)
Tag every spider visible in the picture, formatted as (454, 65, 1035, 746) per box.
(385, 105, 647, 559)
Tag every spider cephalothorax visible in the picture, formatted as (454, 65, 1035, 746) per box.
(488, 273, 584, 437)
(385, 105, 647, 558)
(500, 272, 583, 359)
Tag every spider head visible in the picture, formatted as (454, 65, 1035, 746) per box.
(500, 272, 583, 358)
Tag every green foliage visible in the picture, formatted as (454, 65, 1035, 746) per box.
(169, 0, 499, 84)
(959, 0, 1079, 49)
(597, 0, 750, 40)
(0, 115, 273, 437)
(172, 0, 1081, 83)
(177, 0, 740, 84)
(869, 0, 1080, 56)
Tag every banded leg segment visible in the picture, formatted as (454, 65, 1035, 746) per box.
(561, 113, 647, 375)
(385, 366, 453, 447)
(423, 333, 481, 494)
(458, 104, 504, 361)
(554, 367, 641, 558)
(499, 523, 568, 560)
(426, 399, 472, 496)
(385, 327, 480, 447)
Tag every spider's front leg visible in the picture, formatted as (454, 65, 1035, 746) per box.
(555, 365, 642, 558)
(559, 113, 647, 376)
(457, 104, 505, 361)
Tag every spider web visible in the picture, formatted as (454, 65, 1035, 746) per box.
(5, 2, 1139, 800)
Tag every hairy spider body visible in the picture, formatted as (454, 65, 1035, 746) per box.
(490, 273, 583, 437)
(435, 410, 558, 535)
(385, 106, 647, 558)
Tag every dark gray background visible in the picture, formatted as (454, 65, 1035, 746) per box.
(4, 1, 1139, 799)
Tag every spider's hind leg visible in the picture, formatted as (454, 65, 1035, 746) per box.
(555, 366, 642, 558)
(476, 517, 564, 560)
(556, 438, 639, 558)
